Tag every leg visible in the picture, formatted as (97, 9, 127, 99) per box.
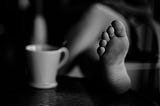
(65, 3, 129, 63)
(60, 4, 131, 91)
(97, 20, 131, 94)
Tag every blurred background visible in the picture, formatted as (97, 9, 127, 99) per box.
(0, 0, 159, 104)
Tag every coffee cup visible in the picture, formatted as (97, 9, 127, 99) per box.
(25, 44, 69, 89)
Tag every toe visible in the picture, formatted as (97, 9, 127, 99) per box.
(97, 47, 105, 56)
(102, 31, 110, 41)
(99, 39, 107, 47)
(107, 26, 115, 38)
(111, 20, 126, 37)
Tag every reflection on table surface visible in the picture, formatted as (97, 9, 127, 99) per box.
(2, 76, 158, 106)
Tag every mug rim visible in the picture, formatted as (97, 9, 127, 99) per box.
(26, 44, 60, 52)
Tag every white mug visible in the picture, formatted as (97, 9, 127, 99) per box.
(26, 44, 69, 89)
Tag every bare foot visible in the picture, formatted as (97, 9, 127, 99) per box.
(97, 20, 131, 94)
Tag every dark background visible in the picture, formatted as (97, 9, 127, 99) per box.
(0, 1, 159, 103)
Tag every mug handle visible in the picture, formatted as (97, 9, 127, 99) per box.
(58, 47, 69, 68)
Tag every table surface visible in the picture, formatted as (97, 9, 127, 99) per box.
(1, 75, 158, 106)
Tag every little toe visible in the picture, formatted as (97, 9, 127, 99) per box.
(97, 46, 105, 56)
(102, 31, 110, 41)
(99, 39, 107, 47)
(106, 26, 115, 38)
(111, 20, 126, 37)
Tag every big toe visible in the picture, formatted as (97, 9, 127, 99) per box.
(111, 20, 126, 37)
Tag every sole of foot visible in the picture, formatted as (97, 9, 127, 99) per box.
(97, 20, 131, 94)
